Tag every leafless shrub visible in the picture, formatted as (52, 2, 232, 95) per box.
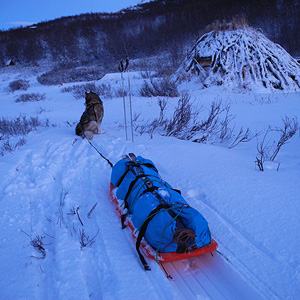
(157, 98, 168, 122)
(229, 127, 259, 149)
(189, 101, 233, 143)
(153, 60, 177, 78)
(190, 101, 224, 134)
(61, 82, 113, 99)
(114, 87, 128, 97)
(76, 207, 84, 226)
(146, 120, 160, 139)
(0, 115, 43, 136)
(139, 81, 154, 97)
(135, 122, 149, 136)
(140, 70, 154, 79)
(136, 98, 168, 137)
(0, 137, 27, 156)
(135, 95, 263, 150)
(20, 229, 48, 259)
(251, 94, 277, 105)
(37, 67, 105, 85)
(219, 106, 236, 142)
(164, 92, 195, 137)
(64, 121, 76, 127)
(255, 116, 299, 171)
(8, 79, 30, 92)
(269, 116, 298, 161)
(15, 93, 46, 103)
(136, 95, 240, 143)
(1, 139, 14, 154)
(87, 203, 98, 218)
(61, 82, 96, 99)
(139, 78, 179, 97)
(15, 137, 26, 147)
(79, 229, 99, 248)
(255, 157, 264, 171)
(30, 235, 46, 259)
(256, 130, 269, 171)
(67, 205, 76, 215)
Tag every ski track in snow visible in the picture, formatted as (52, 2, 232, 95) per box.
(0, 134, 178, 300)
(0, 131, 272, 300)
(163, 254, 266, 300)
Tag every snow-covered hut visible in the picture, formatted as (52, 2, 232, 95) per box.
(174, 24, 300, 91)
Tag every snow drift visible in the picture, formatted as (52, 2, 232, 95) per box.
(174, 23, 300, 91)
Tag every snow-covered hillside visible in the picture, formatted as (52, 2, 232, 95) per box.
(0, 66, 300, 300)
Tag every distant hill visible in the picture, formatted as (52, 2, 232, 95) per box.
(0, 0, 299, 72)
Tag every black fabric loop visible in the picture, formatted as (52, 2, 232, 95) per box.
(139, 186, 159, 197)
(136, 203, 171, 269)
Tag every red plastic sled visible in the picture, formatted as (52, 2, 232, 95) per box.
(110, 182, 218, 263)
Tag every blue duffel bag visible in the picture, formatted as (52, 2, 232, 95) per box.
(111, 154, 212, 260)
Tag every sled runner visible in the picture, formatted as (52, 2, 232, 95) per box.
(110, 153, 217, 269)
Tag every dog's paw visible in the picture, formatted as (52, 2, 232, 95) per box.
(84, 131, 94, 140)
(98, 128, 105, 134)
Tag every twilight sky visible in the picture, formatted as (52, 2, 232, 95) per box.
(0, 0, 145, 31)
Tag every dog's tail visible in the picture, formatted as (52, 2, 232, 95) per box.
(75, 123, 83, 137)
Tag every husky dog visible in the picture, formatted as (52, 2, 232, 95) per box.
(75, 92, 104, 140)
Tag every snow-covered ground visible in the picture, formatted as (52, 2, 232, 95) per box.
(0, 66, 299, 300)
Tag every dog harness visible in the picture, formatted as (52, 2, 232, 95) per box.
(80, 102, 102, 125)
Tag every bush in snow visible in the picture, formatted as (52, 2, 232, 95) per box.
(228, 127, 259, 149)
(61, 82, 113, 99)
(139, 70, 154, 79)
(135, 98, 168, 138)
(139, 78, 179, 97)
(8, 79, 30, 92)
(113, 87, 128, 98)
(136, 93, 259, 147)
(37, 66, 105, 85)
(30, 235, 46, 259)
(15, 93, 46, 103)
(256, 116, 299, 171)
(0, 115, 48, 136)
(79, 229, 99, 248)
(163, 92, 196, 137)
(159, 94, 237, 143)
(0, 115, 50, 156)
(0, 138, 26, 155)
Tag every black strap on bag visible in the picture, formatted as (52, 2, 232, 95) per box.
(121, 174, 151, 228)
(136, 203, 171, 270)
(116, 162, 158, 188)
(118, 154, 197, 269)
(117, 160, 160, 229)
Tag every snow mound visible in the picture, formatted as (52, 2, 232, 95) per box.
(174, 25, 300, 91)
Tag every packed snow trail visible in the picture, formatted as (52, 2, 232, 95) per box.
(162, 254, 265, 300)
(0, 131, 175, 300)
(0, 128, 274, 300)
